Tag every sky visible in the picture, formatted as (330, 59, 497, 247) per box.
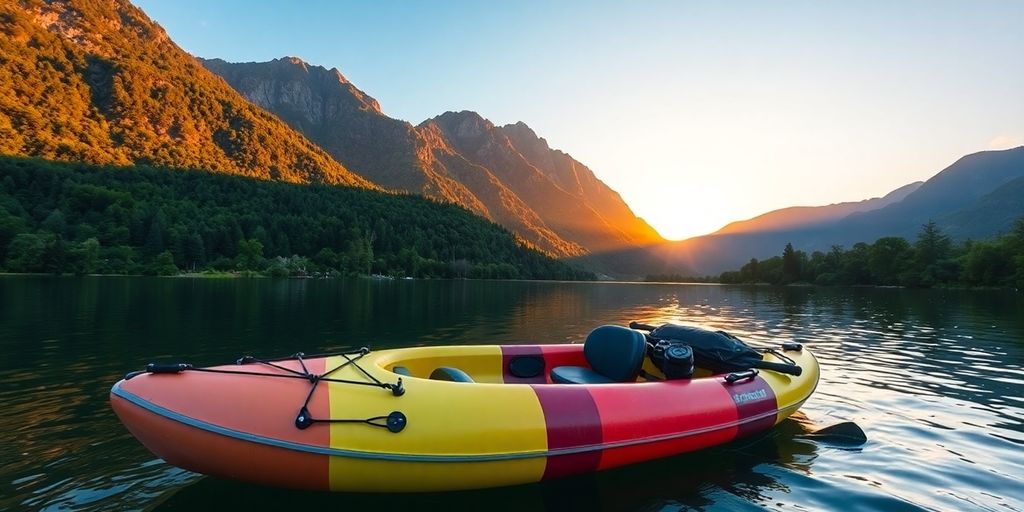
(135, 0, 1024, 240)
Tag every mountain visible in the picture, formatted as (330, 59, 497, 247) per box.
(714, 181, 922, 235)
(836, 146, 1024, 240)
(667, 146, 1024, 275)
(0, 0, 371, 187)
(201, 58, 661, 263)
(200, 57, 582, 258)
(198, 57, 477, 207)
(422, 111, 661, 253)
(497, 121, 662, 244)
(935, 176, 1024, 240)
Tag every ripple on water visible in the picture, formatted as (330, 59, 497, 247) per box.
(1, 279, 1022, 511)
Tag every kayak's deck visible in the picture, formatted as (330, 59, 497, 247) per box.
(374, 343, 717, 385)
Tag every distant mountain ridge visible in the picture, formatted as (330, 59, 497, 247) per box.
(838, 147, 1024, 240)
(714, 181, 922, 235)
(0, 0, 371, 188)
(201, 58, 662, 262)
(668, 146, 1024, 275)
(935, 175, 1024, 240)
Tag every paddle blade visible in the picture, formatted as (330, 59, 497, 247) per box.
(799, 421, 867, 446)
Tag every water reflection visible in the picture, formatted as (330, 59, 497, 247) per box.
(0, 277, 1021, 511)
(156, 418, 828, 512)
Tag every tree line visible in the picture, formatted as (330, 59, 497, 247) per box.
(709, 220, 1024, 288)
(0, 157, 594, 280)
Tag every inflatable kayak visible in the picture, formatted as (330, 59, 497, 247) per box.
(110, 325, 819, 492)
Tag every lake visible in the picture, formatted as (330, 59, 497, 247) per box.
(1, 276, 1021, 511)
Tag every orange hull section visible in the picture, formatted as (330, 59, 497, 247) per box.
(111, 393, 330, 491)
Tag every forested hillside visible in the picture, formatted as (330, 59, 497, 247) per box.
(0, 157, 594, 280)
(0, 0, 371, 187)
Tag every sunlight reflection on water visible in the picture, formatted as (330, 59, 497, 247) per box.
(1, 277, 1021, 511)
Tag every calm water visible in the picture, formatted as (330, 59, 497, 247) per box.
(1, 276, 1022, 511)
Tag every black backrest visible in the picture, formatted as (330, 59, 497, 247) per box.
(584, 325, 647, 382)
(429, 367, 475, 383)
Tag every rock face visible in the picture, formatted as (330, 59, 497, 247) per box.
(204, 58, 662, 259)
(498, 120, 663, 245)
(0, 0, 371, 188)
(423, 111, 661, 254)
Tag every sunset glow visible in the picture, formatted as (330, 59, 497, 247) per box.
(137, 0, 1023, 240)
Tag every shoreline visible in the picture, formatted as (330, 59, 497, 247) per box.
(0, 272, 1017, 291)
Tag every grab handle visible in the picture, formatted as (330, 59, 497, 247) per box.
(145, 363, 193, 374)
(753, 360, 802, 376)
(725, 369, 758, 384)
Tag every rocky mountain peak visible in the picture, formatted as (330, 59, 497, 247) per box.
(200, 56, 382, 124)
(283, 55, 307, 68)
(427, 111, 495, 139)
(499, 121, 558, 170)
(274, 56, 356, 87)
(500, 121, 546, 148)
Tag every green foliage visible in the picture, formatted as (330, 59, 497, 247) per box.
(1014, 219, 1024, 289)
(781, 243, 800, 284)
(183, 232, 206, 270)
(42, 209, 67, 236)
(266, 255, 312, 277)
(6, 233, 53, 273)
(868, 237, 911, 285)
(0, 210, 25, 263)
(912, 221, 955, 286)
(70, 237, 100, 275)
(0, 156, 593, 280)
(718, 220, 1024, 289)
(236, 238, 265, 271)
(150, 250, 178, 276)
(143, 210, 167, 257)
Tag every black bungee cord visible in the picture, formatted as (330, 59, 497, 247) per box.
(125, 347, 408, 433)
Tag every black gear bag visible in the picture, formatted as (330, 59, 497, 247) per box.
(632, 322, 802, 377)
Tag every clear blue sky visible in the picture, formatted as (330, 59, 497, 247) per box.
(135, 0, 1024, 239)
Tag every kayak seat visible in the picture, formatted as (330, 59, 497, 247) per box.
(392, 366, 411, 376)
(551, 366, 616, 384)
(429, 366, 475, 383)
(551, 325, 647, 384)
